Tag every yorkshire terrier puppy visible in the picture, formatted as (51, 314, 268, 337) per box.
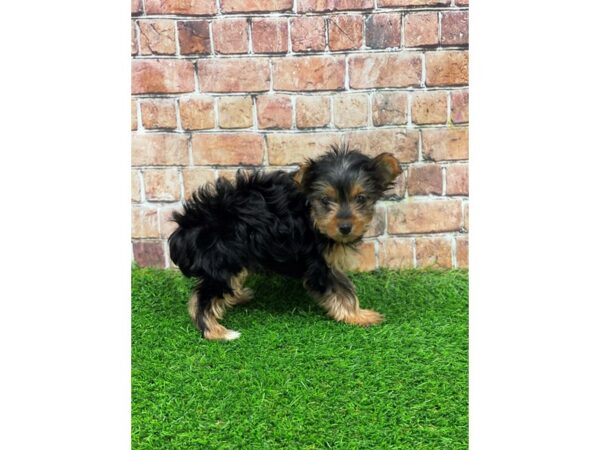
(168, 145, 401, 341)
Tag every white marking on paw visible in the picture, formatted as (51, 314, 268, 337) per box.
(224, 330, 241, 341)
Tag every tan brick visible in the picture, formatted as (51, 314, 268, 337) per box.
(132, 240, 165, 268)
(411, 91, 448, 125)
(218, 96, 253, 129)
(140, 99, 177, 129)
(256, 95, 292, 129)
(350, 129, 419, 163)
(132, 207, 160, 238)
(404, 12, 438, 47)
(416, 238, 452, 268)
(252, 18, 288, 54)
(221, 0, 293, 13)
(364, 204, 386, 238)
(298, 0, 373, 12)
(441, 11, 468, 46)
(333, 94, 368, 128)
(426, 51, 469, 86)
(372, 92, 407, 126)
(463, 202, 468, 231)
(365, 13, 401, 49)
(273, 56, 345, 91)
(456, 236, 468, 268)
(267, 133, 338, 164)
(451, 90, 469, 124)
(291, 16, 326, 52)
(351, 241, 377, 272)
(131, 100, 137, 131)
(143, 169, 181, 202)
(132, 59, 195, 94)
(198, 58, 270, 93)
(328, 15, 363, 51)
(212, 18, 249, 54)
(131, 134, 189, 166)
(177, 20, 210, 55)
(145, 0, 216, 15)
(131, 170, 141, 202)
(179, 96, 215, 130)
(131, 0, 143, 15)
(349, 53, 422, 88)
(387, 199, 462, 234)
(379, 0, 449, 5)
(192, 134, 265, 165)
(216, 169, 242, 182)
(393, 171, 407, 198)
(159, 206, 183, 239)
(446, 164, 468, 196)
(296, 96, 330, 128)
(380, 238, 414, 269)
(456, 0, 468, 5)
(407, 164, 443, 196)
(138, 20, 176, 55)
(182, 167, 216, 198)
(131, 21, 137, 55)
(422, 128, 468, 161)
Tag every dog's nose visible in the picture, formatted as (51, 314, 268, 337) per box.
(338, 223, 352, 235)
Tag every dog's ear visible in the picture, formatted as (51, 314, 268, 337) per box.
(292, 160, 313, 192)
(371, 153, 402, 190)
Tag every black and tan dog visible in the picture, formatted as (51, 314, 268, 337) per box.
(168, 145, 401, 340)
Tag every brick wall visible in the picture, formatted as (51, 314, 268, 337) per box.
(131, 0, 469, 271)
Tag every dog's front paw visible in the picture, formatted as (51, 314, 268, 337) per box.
(345, 308, 384, 327)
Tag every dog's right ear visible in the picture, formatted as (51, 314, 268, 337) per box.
(292, 159, 313, 192)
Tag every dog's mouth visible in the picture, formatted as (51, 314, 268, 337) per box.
(331, 233, 363, 244)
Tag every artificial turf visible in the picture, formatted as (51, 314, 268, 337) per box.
(132, 267, 468, 449)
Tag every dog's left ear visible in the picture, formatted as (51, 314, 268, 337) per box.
(292, 160, 313, 192)
(371, 153, 402, 190)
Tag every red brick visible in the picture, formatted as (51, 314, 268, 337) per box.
(177, 21, 211, 55)
(133, 241, 165, 268)
(132, 59, 195, 94)
(252, 18, 288, 54)
(159, 206, 183, 239)
(140, 99, 177, 129)
(333, 94, 368, 128)
(446, 164, 468, 196)
(132, 207, 160, 238)
(179, 96, 215, 130)
(143, 168, 181, 202)
(221, 0, 292, 13)
(351, 241, 377, 272)
(404, 12, 438, 47)
(422, 128, 468, 161)
(145, 0, 216, 15)
(296, 96, 330, 128)
(218, 96, 253, 129)
(407, 164, 443, 196)
(387, 199, 462, 234)
(138, 20, 176, 55)
(212, 18, 249, 54)
(291, 17, 326, 52)
(131, 100, 137, 131)
(463, 202, 469, 231)
(182, 167, 216, 198)
(192, 134, 265, 165)
(132, 134, 189, 166)
(328, 15, 363, 51)
(393, 171, 407, 197)
(297, 0, 373, 12)
(451, 90, 469, 124)
(198, 58, 270, 92)
(372, 92, 408, 126)
(267, 133, 338, 164)
(426, 51, 469, 86)
(379, 0, 449, 6)
(365, 13, 401, 49)
(380, 238, 414, 269)
(411, 91, 448, 125)
(456, 0, 468, 5)
(131, 0, 143, 15)
(131, 21, 137, 55)
(441, 11, 468, 46)
(273, 56, 345, 91)
(131, 170, 141, 202)
(349, 53, 421, 88)
(364, 204, 386, 237)
(416, 238, 452, 268)
(256, 95, 292, 129)
(456, 236, 468, 268)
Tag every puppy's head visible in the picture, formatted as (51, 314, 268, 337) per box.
(294, 145, 402, 243)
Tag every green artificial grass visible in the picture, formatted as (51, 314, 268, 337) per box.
(132, 267, 468, 449)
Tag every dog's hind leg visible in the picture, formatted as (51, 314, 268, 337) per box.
(229, 269, 254, 306)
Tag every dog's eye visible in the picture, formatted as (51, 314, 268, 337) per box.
(320, 196, 331, 206)
(355, 194, 367, 204)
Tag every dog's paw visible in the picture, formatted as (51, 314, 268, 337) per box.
(204, 327, 241, 341)
(345, 308, 384, 327)
(234, 288, 254, 305)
